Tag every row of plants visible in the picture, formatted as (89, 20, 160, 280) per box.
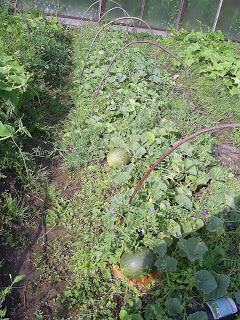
(0, 3, 72, 172)
(0, 5, 73, 319)
(161, 23, 240, 133)
(51, 21, 240, 319)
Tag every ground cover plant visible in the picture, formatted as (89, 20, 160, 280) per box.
(0, 3, 240, 320)
(0, 4, 73, 318)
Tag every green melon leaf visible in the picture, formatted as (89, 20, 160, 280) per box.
(119, 310, 130, 320)
(206, 216, 224, 235)
(234, 292, 240, 304)
(184, 57, 195, 67)
(208, 166, 226, 181)
(225, 191, 240, 209)
(177, 237, 208, 261)
(175, 194, 193, 209)
(112, 172, 132, 186)
(151, 186, 164, 201)
(166, 219, 181, 237)
(192, 171, 209, 191)
(155, 255, 177, 272)
(208, 194, 225, 207)
(0, 121, 15, 137)
(154, 240, 167, 257)
(185, 159, 198, 175)
(194, 270, 217, 294)
(204, 271, 230, 300)
(181, 219, 204, 236)
(179, 142, 194, 156)
(108, 137, 128, 149)
(187, 311, 208, 320)
(167, 289, 180, 299)
(135, 146, 147, 158)
(132, 315, 144, 320)
(176, 186, 192, 197)
(129, 298, 142, 313)
(144, 304, 164, 320)
(111, 193, 126, 206)
(165, 298, 183, 316)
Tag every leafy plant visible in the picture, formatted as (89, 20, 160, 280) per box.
(0, 274, 25, 320)
(170, 26, 240, 95)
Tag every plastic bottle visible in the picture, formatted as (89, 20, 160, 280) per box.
(187, 297, 240, 319)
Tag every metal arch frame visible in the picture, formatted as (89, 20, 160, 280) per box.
(91, 40, 190, 115)
(80, 16, 158, 78)
(78, 0, 129, 25)
(89, 7, 140, 39)
(129, 123, 240, 205)
(13, 0, 238, 42)
(12, 0, 37, 22)
(1, 0, 31, 39)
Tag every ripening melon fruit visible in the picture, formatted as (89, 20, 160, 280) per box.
(107, 148, 130, 166)
(120, 247, 156, 278)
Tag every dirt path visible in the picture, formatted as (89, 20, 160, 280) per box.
(1, 156, 82, 319)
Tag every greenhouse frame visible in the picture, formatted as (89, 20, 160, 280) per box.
(6, 0, 240, 40)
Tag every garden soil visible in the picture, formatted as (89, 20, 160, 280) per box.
(0, 156, 82, 319)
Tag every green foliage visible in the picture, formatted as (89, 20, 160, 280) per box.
(0, 7, 72, 181)
(0, 9, 239, 320)
(194, 270, 218, 294)
(206, 216, 224, 235)
(203, 271, 230, 300)
(0, 274, 25, 320)
(0, 55, 29, 113)
(194, 270, 230, 300)
(155, 255, 178, 272)
(170, 26, 240, 95)
(177, 237, 208, 262)
(187, 311, 208, 320)
(59, 23, 240, 319)
(165, 297, 183, 316)
(0, 55, 31, 140)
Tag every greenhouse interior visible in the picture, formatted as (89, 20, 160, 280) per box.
(12, 0, 240, 41)
(0, 0, 240, 319)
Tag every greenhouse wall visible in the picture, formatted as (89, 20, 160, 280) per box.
(15, 0, 240, 40)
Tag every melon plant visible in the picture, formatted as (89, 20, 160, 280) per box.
(120, 247, 156, 278)
(107, 148, 130, 166)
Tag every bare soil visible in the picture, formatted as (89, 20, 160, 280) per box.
(212, 131, 240, 178)
(0, 144, 82, 319)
